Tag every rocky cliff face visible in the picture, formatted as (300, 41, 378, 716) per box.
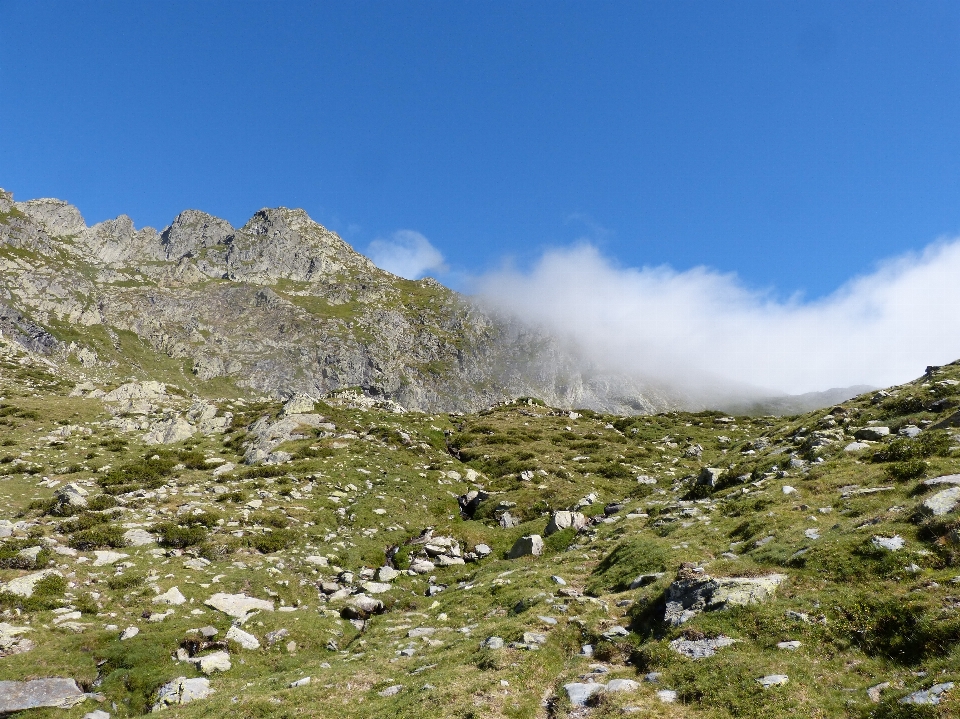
(0, 188, 677, 414)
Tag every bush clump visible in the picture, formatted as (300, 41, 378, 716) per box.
(250, 528, 296, 553)
(68, 524, 127, 550)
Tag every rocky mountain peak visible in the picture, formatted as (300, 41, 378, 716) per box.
(160, 210, 234, 262)
(13, 197, 86, 237)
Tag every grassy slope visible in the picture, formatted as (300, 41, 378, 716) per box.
(0, 338, 959, 718)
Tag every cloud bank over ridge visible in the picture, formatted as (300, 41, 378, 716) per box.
(473, 239, 960, 400)
(368, 230, 446, 280)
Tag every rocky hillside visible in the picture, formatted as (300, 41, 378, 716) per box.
(0, 189, 681, 416)
(1, 322, 960, 717)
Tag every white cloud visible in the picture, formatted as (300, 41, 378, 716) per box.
(368, 230, 446, 280)
(473, 239, 960, 400)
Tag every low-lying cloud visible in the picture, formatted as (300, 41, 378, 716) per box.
(474, 240, 960, 399)
(368, 230, 446, 280)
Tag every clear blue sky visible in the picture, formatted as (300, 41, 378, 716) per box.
(3, 1, 960, 297)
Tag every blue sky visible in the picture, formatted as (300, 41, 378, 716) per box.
(3, 1, 960, 300)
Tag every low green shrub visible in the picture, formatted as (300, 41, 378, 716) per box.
(586, 537, 668, 595)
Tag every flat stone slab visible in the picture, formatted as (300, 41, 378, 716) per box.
(92, 551, 127, 567)
(0, 678, 84, 712)
(205, 592, 274, 618)
(923, 474, 960, 487)
(123, 529, 156, 546)
(872, 535, 906, 551)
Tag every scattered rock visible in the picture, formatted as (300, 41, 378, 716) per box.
(844, 442, 871, 452)
(341, 594, 384, 620)
(867, 682, 890, 703)
(481, 637, 504, 650)
(289, 677, 311, 688)
(777, 640, 802, 650)
(119, 627, 139, 641)
(378, 685, 403, 697)
(605, 679, 640, 693)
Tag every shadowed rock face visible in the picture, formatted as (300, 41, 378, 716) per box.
(0, 187, 679, 414)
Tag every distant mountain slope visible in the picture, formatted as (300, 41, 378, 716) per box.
(0, 188, 680, 414)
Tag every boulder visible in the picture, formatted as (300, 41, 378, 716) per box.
(375, 566, 399, 582)
(544, 511, 588, 537)
(605, 679, 640, 693)
(143, 418, 195, 445)
(225, 626, 260, 650)
(663, 566, 786, 626)
(152, 677, 213, 711)
(697, 467, 724, 487)
(0, 678, 85, 712)
(872, 535, 905, 552)
(192, 651, 231, 674)
(844, 442, 871, 452)
(855, 427, 890, 441)
(54, 483, 88, 509)
(340, 594, 384, 620)
(283, 394, 315, 415)
(920, 486, 960, 516)
(508, 535, 544, 559)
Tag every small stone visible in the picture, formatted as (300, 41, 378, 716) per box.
(777, 640, 802, 650)
(656, 689, 678, 703)
(119, 626, 139, 641)
(289, 677, 311, 688)
(84, 710, 111, 719)
(804, 528, 821, 540)
(375, 566, 399, 582)
(844, 442, 871, 452)
(782, 485, 797, 495)
(855, 427, 890, 441)
(123, 529, 155, 546)
(669, 636, 736, 659)
(378, 685, 403, 697)
(481, 636, 504, 650)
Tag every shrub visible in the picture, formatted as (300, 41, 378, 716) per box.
(98, 456, 176, 494)
(68, 524, 127, 550)
(250, 528, 296, 553)
(888, 459, 928, 481)
(154, 522, 208, 548)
